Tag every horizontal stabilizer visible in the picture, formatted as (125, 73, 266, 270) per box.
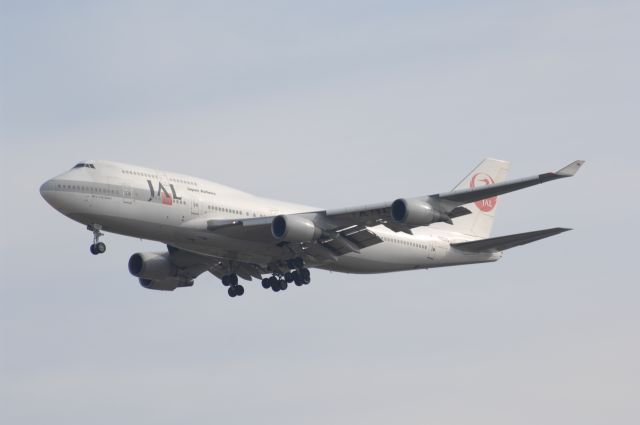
(451, 227, 571, 252)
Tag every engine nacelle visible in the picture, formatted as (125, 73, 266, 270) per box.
(128, 252, 174, 280)
(138, 277, 194, 291)
(271, 215, 322, 242)
(391, 198, 447, 226)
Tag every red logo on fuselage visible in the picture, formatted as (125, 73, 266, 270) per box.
(146, 180, 181, 206)
(470, 173, 496, 212)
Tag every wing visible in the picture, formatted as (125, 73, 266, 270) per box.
(321, 159, 584, 235)
(199, 216, 384, 258)
(182, 159, 584, 261)
(168, 245, 269, 281)
(433, 160, 585, 205)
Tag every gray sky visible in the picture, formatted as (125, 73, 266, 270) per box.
(1, 1, 638, 424)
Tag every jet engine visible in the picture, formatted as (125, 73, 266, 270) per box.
(138, 277, 194, 291)
(128, 252, 174, 280)
(271, 215, 322, 242)
(391, 198, 449, 226)
(138, 277, 183, 291)
(128, 252, 194, 291)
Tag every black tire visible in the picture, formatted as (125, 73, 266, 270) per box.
(279, 280, 288, 290)
(300, 268, 311, 282)
(236, 285, 245, 296)
(284, 272, 294, 283)
(96, 242, 106, 254)
(230, 274, 238, 286)
(222, 275, 230, 286)
(272, 285, 280, 292)
(261, 278, 270, 289)
(90, 244, 98, 255)
(228, 286, 236, 297)
(269, 276, 278, 288)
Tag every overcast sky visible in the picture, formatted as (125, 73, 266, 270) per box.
(1, 1, 638, 424)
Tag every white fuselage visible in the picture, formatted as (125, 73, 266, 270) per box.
(40, 160, 500, 273)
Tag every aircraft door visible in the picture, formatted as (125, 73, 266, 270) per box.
(191, 198, 200, 215)
(427, 239, 445, 261)
(122, 184, 133, 204)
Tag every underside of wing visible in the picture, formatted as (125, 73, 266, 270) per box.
(168, 245, 269, 281)
(315, 224, 382, 256)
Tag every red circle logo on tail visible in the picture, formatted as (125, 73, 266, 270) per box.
(470, 173, 496, 212)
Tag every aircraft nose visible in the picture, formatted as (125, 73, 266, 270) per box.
(40, 179, 55, 204)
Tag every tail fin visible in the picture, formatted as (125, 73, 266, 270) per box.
(437, 158, 510, 238)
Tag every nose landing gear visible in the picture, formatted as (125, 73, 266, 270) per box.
(88, 224, 106, 255)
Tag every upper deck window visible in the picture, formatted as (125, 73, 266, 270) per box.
(73, 163, 96, 169)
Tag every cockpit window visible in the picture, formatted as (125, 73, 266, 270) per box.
(72, 163, 96, 169)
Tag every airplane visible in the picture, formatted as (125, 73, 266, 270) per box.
(39, 158, 584, 298)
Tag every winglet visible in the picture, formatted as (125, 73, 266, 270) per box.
(555, 160, 585, 177)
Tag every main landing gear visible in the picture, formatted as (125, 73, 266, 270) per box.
(88, 224, 106, 255)
(222, 258, 310, 298)
(261, 258, 311, 293)
(221, 274, 245, 298)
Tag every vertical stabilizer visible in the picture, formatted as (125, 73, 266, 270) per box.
(437, 158, 510, 238)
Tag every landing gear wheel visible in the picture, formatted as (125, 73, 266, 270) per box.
(228, 286, 237, 297)
(271, 285, 280, 293)
(292, 271, 304, 286)
(88, 224, 105, 256)
(279, 280, 288, 291)
(261, 278, 271, 289)
(235, 285, 245, 296)
(300, 268, 311, 284)
(222, 274, 238, 287)
(269, 276, 278, 288)
(284, 272, 294, 283)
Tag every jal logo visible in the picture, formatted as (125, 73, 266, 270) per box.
(470, 173, 497, 212)
(146, 180, 182, 205)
